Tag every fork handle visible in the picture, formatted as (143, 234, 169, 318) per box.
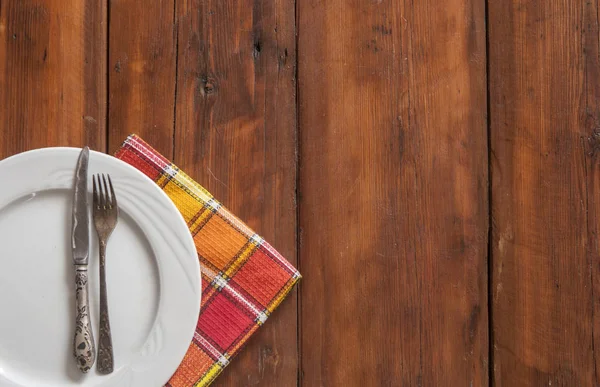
(74, 266, 95, 373)
(97, 242, 114, 374)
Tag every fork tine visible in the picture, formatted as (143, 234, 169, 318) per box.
(97, 174, 104, 208)
(102, 174, 110, 208)
(96, 174, 103, 208)
(93, 174, 98, 207)
(107, 174, 116, 207)
(99, 174, 106, 208)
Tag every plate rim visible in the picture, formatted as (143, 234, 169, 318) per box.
(0, 146, 201, 386)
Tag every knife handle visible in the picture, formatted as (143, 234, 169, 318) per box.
(73, 266, 95, 373)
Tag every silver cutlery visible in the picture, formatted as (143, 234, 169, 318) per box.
(72, 146, 95, 373)
(93, 174, 118, 374)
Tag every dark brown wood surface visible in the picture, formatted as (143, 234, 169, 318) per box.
(2, 0, 600, 385)
(0, 0, 106, 155)
(489, 1, 600, 385)
(107, 0, 176, 156)
(298, 0, 488, 385)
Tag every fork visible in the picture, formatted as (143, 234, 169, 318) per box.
(93, 174, 118, 374)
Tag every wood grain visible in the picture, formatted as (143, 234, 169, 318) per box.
(174, 0, 298, 385)
(0, 0, 106, 155)
(298, 0, 488, 385)
(489, 1, 599, 385)
(107, 0, 176, 155)
(10, 1, 600, 385)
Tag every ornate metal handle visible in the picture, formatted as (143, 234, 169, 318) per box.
(97, 242, 114, 374)
(74, 267, 95, 373)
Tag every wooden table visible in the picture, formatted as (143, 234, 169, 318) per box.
(0, 1, 598, 386)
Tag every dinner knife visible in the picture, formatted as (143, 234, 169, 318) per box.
(72, 146, 95, 373)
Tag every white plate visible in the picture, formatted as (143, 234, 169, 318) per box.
(0, 148, 201, 386)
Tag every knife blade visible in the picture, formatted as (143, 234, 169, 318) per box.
(71, 146, 95, 373)
(72, 146, 89, 265)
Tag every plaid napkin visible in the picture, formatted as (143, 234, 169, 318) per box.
(115, 135, 301, 387)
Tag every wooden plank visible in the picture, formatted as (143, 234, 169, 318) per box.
(298, 0, 488, 385)
(0, 0, 106, 155)
(585, 2, 600, 382)
(107, 0, 176, 156)
(175, 0, 298, 385)
(489, 1, 599, 385)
